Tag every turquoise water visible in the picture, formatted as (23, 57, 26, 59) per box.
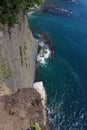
(29, 0, 87, 129)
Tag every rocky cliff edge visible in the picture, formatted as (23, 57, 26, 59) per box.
(0, 87, 46, 130)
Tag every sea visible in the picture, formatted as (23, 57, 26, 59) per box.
(28, 0, 87, 129)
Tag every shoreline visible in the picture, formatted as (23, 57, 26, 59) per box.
(34, 33, 55, 66)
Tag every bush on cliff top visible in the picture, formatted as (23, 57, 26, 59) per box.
(0, 0, 42, 26)
(31, 123, 42, 130)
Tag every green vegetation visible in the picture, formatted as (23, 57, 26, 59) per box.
(0, 54, 11, 82)
(0, 0, 42, 26)
(31, 123, 42, 130)
(20, 46, 23, 65)
(19, 43, 29, 67)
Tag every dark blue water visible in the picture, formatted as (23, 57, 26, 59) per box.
(28, 0, 87, 129)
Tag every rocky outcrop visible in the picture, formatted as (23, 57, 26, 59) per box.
(0, 83, 11, 96)
(34, 82, 46, 104)
(0, 87, 46, 130)
(0, 12, 38, 92)
(34, 81, 47, 126)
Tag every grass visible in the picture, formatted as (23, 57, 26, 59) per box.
(31, 123, 42, 130)
(0, 55, 11, 82)
(19, 46, 23, 66)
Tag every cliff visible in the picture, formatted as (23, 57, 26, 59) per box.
(0, 12, 38, 92)
(0, 87, 46, 130)
(0, 11, 47, 130)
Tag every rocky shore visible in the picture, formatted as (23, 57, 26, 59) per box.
(34, 33, 54, 65)
(43, 5, 72, 17)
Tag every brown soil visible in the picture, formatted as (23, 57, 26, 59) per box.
(0, 88, 46, 130)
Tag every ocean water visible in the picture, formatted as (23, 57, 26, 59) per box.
(28, 0, 87, 129)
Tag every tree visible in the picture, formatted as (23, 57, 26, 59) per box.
(0, 0, 42, 26)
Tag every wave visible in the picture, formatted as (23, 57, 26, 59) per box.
(37, 40, 51, 65)
(29, 14, 42, 19)
(47, 102, 87, 130)
(46, 57, 87, 130)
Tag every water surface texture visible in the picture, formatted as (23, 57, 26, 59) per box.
(29, 0, 87, 129)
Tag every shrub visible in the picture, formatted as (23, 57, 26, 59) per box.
(31, 123, 42, 130)
(0, 0, 42, 26)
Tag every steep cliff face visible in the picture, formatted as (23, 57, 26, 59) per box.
(0, 13, 38, 92)
(0, 12, 47, 130)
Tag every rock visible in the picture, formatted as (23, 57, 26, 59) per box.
(0, 83, 11, 96)
(34, 81, 47, 125)
(43, 5, 72, 17)
(0, 12, 38, 92)
(0, 88, 46, 130)
(34, 81, 47, 104)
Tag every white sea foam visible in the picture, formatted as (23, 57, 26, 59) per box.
(39, 41, 45, 47)
(36, 33, 43, 38)
(37, 41, 51, 65)
(27, 11, 35, 15)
